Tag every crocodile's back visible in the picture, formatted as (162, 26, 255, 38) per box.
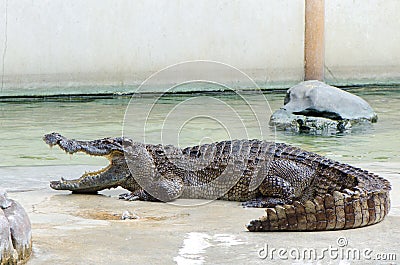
(154, 139, 277, 200)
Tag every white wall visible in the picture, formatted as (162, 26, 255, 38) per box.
(325, 0, 400, 85)
(0, 0, 399, 96)
(0, 0, 304, 96)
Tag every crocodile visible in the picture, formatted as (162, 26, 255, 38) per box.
(43, 132, 391, 231)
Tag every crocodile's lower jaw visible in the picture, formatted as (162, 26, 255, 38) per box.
(49, 154, 122, 192)
(50, 164, 111, 189)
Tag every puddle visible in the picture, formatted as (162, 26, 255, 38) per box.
(76, 210, 136, 220)
(76, 210, 190, 222)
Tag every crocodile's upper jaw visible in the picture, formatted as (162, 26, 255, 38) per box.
(43, 132, 128, 156)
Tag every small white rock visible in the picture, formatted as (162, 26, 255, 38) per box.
(121, 210, 139, 220)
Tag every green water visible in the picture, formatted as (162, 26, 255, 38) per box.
(0, 88, 399, 168)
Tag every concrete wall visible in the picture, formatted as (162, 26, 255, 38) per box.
(325, 0, 400, 86)
(0, 0, 399, 96)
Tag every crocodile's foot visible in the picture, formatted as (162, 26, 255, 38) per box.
(119, 192, 140, 201)
(242, 197, 288, 208)
(119, 190, 159, 202)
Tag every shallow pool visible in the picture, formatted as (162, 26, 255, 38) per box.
(1, 87, 399, 170)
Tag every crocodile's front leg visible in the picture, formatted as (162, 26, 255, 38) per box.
(120, 175, 183, 202)
(122, 143, 184, 202)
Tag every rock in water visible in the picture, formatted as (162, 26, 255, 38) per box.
(0, 190, 32, 265)
(270, 80, 377, 135)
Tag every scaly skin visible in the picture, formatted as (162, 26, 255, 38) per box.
(44, 132, 391, 231)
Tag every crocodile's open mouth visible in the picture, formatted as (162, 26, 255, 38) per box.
(44, 132, 128, 192)
(79, 158, 113, 178)
(55, 154, 114, 181)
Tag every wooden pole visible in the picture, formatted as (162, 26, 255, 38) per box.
(304, 0, 325, 81)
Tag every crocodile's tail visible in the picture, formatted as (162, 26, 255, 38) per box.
(247, 188, 390, 231)
(247, 144, 391, 231)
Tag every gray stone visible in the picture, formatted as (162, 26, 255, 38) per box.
(270, 109, 353, 135)
(270, 81, 377, 135)
(0, 191, 32, 265)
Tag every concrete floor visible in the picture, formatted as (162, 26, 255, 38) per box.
(5, 162, 400, 265)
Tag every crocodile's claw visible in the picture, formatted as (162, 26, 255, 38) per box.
(119, 193, 140, 201)
(119, 190, 159, 202)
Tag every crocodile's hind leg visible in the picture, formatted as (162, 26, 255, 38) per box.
(242, 175, 295, 208)
(242, 159, 316, 208)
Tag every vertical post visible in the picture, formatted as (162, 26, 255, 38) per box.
(304, 0, 325, 81)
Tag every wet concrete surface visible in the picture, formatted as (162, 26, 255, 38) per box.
(3, 162, 399, 265)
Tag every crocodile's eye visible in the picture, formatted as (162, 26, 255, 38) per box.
(155, 149, 164, 155)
